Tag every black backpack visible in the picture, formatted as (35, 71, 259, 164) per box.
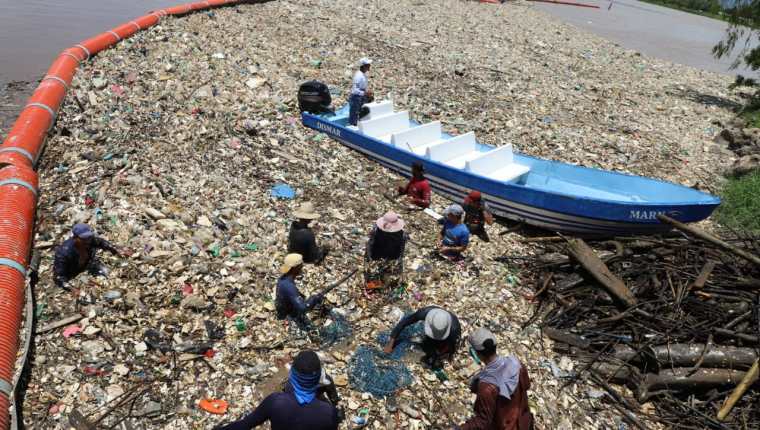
(298, 80, 332, 113)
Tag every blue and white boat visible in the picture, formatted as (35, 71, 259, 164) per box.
(301, 100, 720, 236)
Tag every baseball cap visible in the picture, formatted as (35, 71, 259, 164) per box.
(424, 308, 452, 340)
(72, 223, 95, 239)
(468, 327, 497, 352)
(443, 204, 464, 217)
(358, 57, 372, 66)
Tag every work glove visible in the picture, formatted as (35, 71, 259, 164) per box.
(306, 294, 324, 309)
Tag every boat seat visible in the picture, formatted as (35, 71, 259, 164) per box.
(391, 121, 442, 151)
(359, 111, 410, 138)
(363, 100, 394, 121)
(424, 132, 478, 167)
(465, 144, 530, 182)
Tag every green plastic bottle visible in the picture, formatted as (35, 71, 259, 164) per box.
(235, 317, 246, 332)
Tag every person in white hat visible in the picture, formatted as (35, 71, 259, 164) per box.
(383, 306, 461, 369)
(275, 253, 323, 327)
(438, 203, 470, 260)
(347, 57, 373, 126)
(455, 328, 534, 430)
(288, 202, 329, 264)
(365, 211, 407, 287)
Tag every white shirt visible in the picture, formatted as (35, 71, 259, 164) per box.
(350, 70, 368, 96)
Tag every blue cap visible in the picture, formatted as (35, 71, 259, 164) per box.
(72, 223, 94, 239)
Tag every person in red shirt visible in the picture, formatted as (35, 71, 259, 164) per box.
(397, 162, 431, 209)
(455, 328, 534, 430)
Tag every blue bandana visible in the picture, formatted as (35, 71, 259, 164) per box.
(289, 368, 320, 405)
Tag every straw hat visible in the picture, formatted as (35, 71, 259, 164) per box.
(280, 253, 304, 274)
(424, 308, 452, 340)
(376, 211, 405, 233)
(293, 202, 320, 220)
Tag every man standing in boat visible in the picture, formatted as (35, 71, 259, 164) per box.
(397, 162, 432, 209)
(348, 57, 373, 126)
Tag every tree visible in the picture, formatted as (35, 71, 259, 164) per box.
(713, 2, 760, 72)
(714, 2, 760, 105)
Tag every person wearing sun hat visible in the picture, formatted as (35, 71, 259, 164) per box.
(365, 211, 408, 288)
(383, 306, 461, 369)
(214, 350, 341, 430)
(274, 253, 323, 327)
(462, 190, 494, 242)
(288, 202, 329, 264)
(53, 223, 126, 289)
(454, 328, 534, 430)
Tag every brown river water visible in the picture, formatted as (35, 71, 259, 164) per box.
(0, 0, 180, 131)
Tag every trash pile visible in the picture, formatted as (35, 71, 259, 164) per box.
(522, 222, 760, 429)
(18, 0, 742, 428)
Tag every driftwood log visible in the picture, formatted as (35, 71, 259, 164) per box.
(638, 368, 755, 401)
(657, 214, 760, 267)
(613, 344, 759, 371)
(565, 238, 637, 308)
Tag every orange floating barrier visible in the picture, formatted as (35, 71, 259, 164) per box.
(0, 2, 250, 427)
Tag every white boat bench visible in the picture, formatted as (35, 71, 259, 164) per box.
(465, 144, 530, 182)
(424, 132, 481, 168)
(391, 121, 442, 153)
(359, 111, 410, 139)
(363, 100, 394, 121)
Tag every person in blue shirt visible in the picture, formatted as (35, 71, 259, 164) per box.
(53, 223, 125, 289)
(437, 204, 470, 260)
(275, 253, 323, 328)
(214, 350, 341, 430)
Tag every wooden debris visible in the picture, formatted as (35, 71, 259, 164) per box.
(38, 314, 85, 333)
(543, 327, 590, 349)
(691, 260, 717, 290)
(565, 238, 637, 308)
(717, 359, 760, 421)
(657, 214, 760, 267)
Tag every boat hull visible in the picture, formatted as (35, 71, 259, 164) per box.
(302, 112, 719, 236)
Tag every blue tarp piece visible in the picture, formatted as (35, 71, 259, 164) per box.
(270, 183, 295, 199)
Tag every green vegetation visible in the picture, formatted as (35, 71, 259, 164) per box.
(639, 0, 726, 21)
(740, 106, 760, 128)
(715, 170, 760, 233)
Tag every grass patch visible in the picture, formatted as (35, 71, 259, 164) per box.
(715, 170, 760, 233)
(740, 106, 760, 128)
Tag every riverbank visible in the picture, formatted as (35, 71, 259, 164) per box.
(19, 0, 740, 428)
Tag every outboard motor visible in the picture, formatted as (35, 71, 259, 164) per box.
(298, 80, 332, 114)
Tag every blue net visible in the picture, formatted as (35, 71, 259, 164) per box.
(376, 321, 424, 360)
(347, 345, 413, 398)
(319, 311, 353, 347)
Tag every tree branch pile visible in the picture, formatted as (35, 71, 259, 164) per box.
(521, 229, 760, 429)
